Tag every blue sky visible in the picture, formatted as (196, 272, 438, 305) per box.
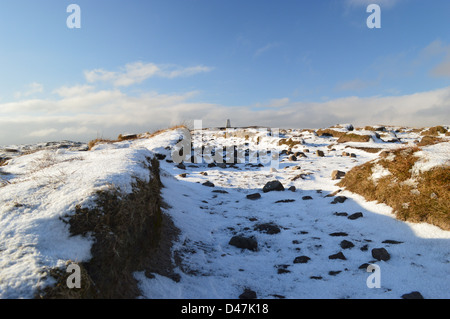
(1, 0, 450, 144)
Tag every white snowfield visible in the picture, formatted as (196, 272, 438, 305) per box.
(0, 126, 449, 299)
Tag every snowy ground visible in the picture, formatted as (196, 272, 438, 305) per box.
(0, 125, 449, 299)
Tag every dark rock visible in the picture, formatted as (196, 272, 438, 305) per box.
(246, 193, 261, 200)
(212, 190, 228, 194)
(348, 212, 363, 220)
(316, 150, 325, 157)
(155, 153, 166, 160)
(382, 240, 404, 245)
(275, 199, 295, 203)
(239, 288, 257, 299)
(293, 256, 311, 264)
(360, 244, 369, 251)
(288, 155, 297, 161)
(331, 196, 347, 204)
(229, 236, 258, 251)
(401, 291, 424, 299)
(329, 271, 342, 276)
(372, 248, 390, 261)
(254, 223, 281, 235)
(176, 162, 186, 169)
(262, 180, 285, 193)
(333, 212, 348, 217)
(329, 232, 348, 237)
(331, 170, 346, 180)
(178, 173, 187, 178)
(207, 163, 216, 167)
(302, 196, 313, 200)
(275, 264, 291, 274)
(340, 240, 355, 249)
(329, 252, 347, 260)
(359, 263, 371, 270)
(202, 181, 215, 187)
(310, 276, 323, 280)
(288, 186, 296, 192)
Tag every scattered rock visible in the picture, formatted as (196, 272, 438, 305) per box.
(178, 173, 187, 178)
(316, 150, 325, 157)
(263, 180, 285, 193)
(254, 223, 281, 235)
(359, 263, 371, 270)
(329, 252, 347, 260)
(155, 153, 166, 160)
(275, 199, 295, 203)
(176, 162, 186, 169)
(372, 248, 390, 261)
(246, 193, 261, 200)
(329, 271, 342, 276)
(293, 256, 311, 264)
(229, 235, 258, 251)
(348, 212, 363, 220)
(331, 196, 347, 204)
(382, 240, 404, 245)
(360, 244, 369, 251)
(340, 240, 355, 249)
(401, 291, 424, 299)
(202, 181, 215, 187)
(275, 264, 291, 274)
(288, 186, 296, 192)
(288, 155, 297, 161)
(302, 196, 313, 200)
(239, 288, 257, 299)
(212, 190, 228, 194)
(331, 170, 346, 180)
(329, 232, 348, 237)
(310, 276, 323, 280)
(333, 212, 348, 217)
(200, 171, 208, 176)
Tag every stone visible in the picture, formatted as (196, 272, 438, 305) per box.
(331, 170, 346, 180)
(371, 248, 390, 261)
(202, 181, 215, 187)
(401, 291, 424, 299)
(275, 199, 295, 203)
(178, 173, 187, 178)
(239, 288, 257, 299)
(331, 196, 347, 204)
(316, 150, 325, 157)
(246, 193, 261, 200)
(302, 195, 313, 200)
(288, 186, 296, 192)
(254, 223, 281, 235)
(329, 252, 346, 260)
(288, 155, 297, 161)
(293, 256, 311, 264)
(329, 232, 348, 237)
(229, 235, 258, 251)
(340, 240, 355, 249)
(382, 240, 404, 244)
(333, 212, 348, 217)
(263, 180, 285, 193)
(176, 162, 186, 169)
(348, 212, 363, 220)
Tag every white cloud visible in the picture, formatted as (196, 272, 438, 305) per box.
(14, 82, 44, 99)
(1, 84, 449, 145)
(84, 61, 213, 87)
(416, 39, 450, 78)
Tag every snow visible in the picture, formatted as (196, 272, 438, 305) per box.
(0, 126, 449, 299)
(412, 141, 450, 174)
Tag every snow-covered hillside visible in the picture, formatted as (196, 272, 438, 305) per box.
(0, 125, 449, 299)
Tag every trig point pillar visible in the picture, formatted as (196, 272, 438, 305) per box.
(226, 119, 231, 128)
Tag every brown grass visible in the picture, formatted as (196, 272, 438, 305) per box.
(37, 156, 166, 298)
(337, 133, 372, 143)
(316, 129, 346, 138)
(278, 138, 301, 148)
(420, 126, 448, 136)
(338, 146, 450, 230)
(417, 136, 445, 147)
